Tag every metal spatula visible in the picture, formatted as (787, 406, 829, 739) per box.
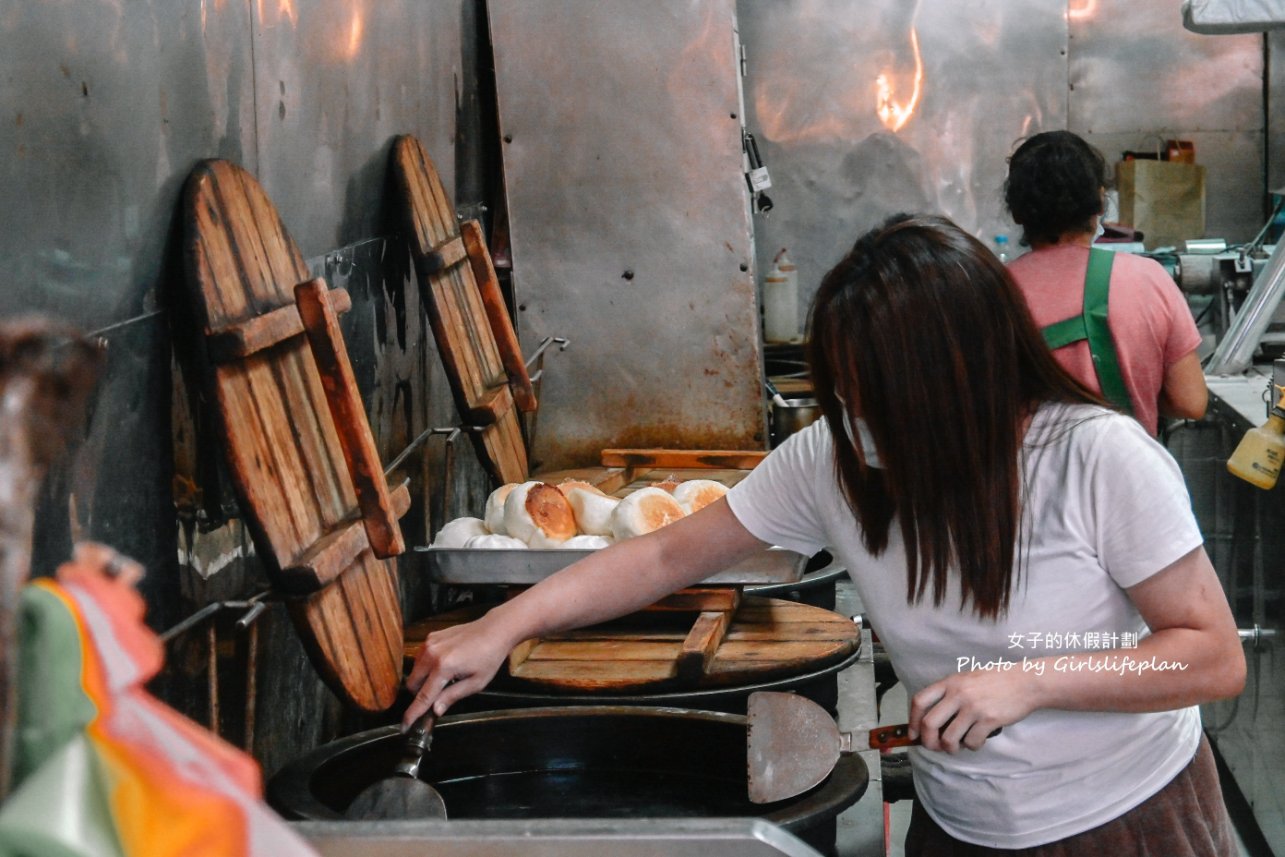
(345, 711, 447, 819)
(747, 691, 1000, 804)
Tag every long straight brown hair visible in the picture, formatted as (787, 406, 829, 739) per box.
(806, 214, 1102, 619)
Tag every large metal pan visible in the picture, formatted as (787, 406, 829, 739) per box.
(269, 705, 868, 836)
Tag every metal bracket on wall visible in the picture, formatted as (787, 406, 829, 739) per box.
(423, 426, 492, 543)
(523, 336, 569, 456)
(158, 590, 271, 748)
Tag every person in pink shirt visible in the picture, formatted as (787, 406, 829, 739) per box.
(1003, 131, 1206, 435)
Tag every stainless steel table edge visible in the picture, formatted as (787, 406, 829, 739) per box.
(293, 817, 825, 857)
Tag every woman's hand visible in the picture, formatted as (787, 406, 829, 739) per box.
(402, 611, 516, 729)
(909, 546, 1246, 753)
(909, 667, 1035, 753)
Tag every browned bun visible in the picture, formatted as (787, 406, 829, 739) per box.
(556, 479, 608, 498)
(609, 487, 687, 540)
(523, 482, 577, 541)
(671, 479, 729, 514)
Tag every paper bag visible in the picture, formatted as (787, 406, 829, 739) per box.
(1116, 159, 1206, 251)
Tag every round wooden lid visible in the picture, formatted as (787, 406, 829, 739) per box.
(405, 594, 859, 694)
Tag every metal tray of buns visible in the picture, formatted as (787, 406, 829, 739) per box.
(413, 546, 809, 586)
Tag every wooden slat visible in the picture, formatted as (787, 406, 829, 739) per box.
(465, 384, 508, 426)
(509, 660, 679, 688)
(207, 288, 352, 362)
(422, 234, 468, 275)
(521, 640, 681, 662)
(678, 610, 731, 680)
(461, 219, 537, 413)
(734, 601, 851, 623)
(296, 278, 405, 559)
(725, 624, 858, 643)
(507, 636, 539, 673)
(599, 449, 768, 470)
(709, 640, 854, 667)
(648, 587, 741, 613)
(282, 483, 411, 592)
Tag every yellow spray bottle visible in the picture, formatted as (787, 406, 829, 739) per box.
(1227, 384, 1285, 490)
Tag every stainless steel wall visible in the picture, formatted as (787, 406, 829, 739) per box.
(490, 0, 766, 471)
(0, 0, 491, 773)
(738, 0, 1268, 323)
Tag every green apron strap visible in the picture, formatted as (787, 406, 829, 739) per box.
(1038, 248, 1134, 415)
(1041, 315, 1088, 350)
(1081, 248, 1133, 416)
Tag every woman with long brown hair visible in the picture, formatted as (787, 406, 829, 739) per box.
(406, 214, 1244, 855)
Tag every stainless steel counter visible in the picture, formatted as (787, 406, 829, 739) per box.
(295, 818, 824, 857)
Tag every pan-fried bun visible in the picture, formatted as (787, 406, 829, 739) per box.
(670, 479, 728, 514)
(464, 533, 528, 549)
(556, 479, 608, 497)
(562, 534, 613, 549)
(484, 483, 520, 535)
(609, 486, 687, 540)
(563, 486, 619, 536)
(504, 481, 577, 545)
(432, 516, 489, 548)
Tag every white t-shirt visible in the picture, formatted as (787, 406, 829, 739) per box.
(727, 403, 1204, 849)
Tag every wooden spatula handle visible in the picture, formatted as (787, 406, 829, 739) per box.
(868, 723, 1003, 750)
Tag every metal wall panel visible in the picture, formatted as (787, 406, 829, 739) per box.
(1069, 0, 1267, 244)
(252, 0, 460, 256)
(490, 0, 765, 471)
(0, 0, 255, 327)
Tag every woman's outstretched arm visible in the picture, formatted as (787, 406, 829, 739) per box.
(403, 498, 769, 726)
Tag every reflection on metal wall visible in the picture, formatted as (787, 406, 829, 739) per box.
(738, 0, 1065, 313)
(490, 0, 764, 471)
(738, 0, 1267, 317)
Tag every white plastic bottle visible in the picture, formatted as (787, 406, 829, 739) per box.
(764, 248, 798, 343)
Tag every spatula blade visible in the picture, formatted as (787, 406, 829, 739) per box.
(747, 691, 844, 804)
(345, 774, 448, 820)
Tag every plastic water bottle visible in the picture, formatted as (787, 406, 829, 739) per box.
(993, 235, 1010, 264)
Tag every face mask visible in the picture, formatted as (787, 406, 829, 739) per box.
(841, 410, 882, 468)
(1093, 217, 1106, 244)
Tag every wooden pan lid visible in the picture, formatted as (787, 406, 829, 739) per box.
(390, 135, 533, 485)
(182, 159, 404, 712)
(406, 595, 859, 694)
